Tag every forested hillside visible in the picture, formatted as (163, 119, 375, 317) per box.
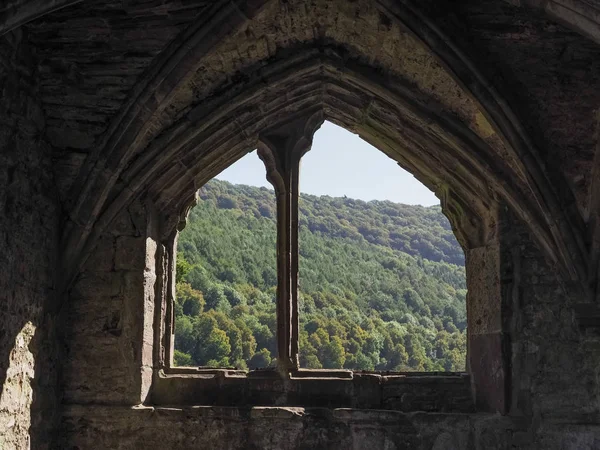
(174, 179, 467, 372)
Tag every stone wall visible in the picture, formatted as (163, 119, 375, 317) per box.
(499, 211, 600, 425)
(62, 198, 158, 406)
(59, 405, 521, 450)
(0, 29, 61, 450)
(54, 207, 600, 449)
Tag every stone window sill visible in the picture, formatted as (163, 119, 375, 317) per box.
(151, 370, 473, 413)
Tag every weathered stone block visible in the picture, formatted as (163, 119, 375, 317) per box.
(71, 272, 122, 298)
(115, 236, 147, 271)
(466, 245, 501, 335)
(83, 236, 115, 272)
(469, 332, 507, 414)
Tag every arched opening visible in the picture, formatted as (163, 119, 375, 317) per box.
(147, 107, 505, 410)
(296, 122, 467, 372)
(170, 120, 468, 374)
(173, 151, 278, 369)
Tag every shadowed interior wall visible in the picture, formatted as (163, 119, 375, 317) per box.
(0, 29, 61, 450)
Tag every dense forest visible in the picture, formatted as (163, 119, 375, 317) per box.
(174, 179, 467, 372)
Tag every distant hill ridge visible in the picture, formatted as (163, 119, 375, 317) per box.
(201, 179, 464, 266)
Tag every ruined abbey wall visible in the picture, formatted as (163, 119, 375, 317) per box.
(0, 0, 599, 448)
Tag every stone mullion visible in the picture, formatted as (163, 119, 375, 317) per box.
(258, 141, 296, 372)
(277, 168, 294, 371)
(258, 114, 322, 373)
(289, 155, 302, 368)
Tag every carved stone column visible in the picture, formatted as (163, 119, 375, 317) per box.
(257, 113, 323, 372)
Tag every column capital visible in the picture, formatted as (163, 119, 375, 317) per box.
(257, 111, 324, 165)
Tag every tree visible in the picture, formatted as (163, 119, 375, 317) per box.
(177, 282, 205, 317)
(237, 321, 257, 359)
(204, 285, 229, 311)
(174, 315, 195, 357)
(248, 348, 272, 369)
(176, 258, 192, 284)
(174, 349, 193, 366)
(322, 336, 346, 369)
(223, 286, 246, 307)
(192, 316, 232, 365)
(258, 203, 273, 218)
(404, 288, 425, 313)
(187, 265, 212, 293)
(217, 195, 238, 209)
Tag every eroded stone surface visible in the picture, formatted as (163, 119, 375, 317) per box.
(58, 405, 516, 450)
(0, 29, 60, 450)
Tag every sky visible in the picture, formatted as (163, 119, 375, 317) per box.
(216, 121, 439, 206)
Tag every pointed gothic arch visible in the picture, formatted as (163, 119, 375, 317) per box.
(59, 0, 588, 298)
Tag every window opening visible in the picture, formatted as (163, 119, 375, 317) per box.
(171, 122, 466, 374)
(173, 151, 277, 369)
(296, 122, 467, 372)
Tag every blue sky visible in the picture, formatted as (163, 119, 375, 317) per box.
(216, 121, 438, 206)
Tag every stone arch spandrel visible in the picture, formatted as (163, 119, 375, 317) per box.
(59, 0, 272, 282)
(159, 0, 525, 179)
(7, 0, 600, 44)
(0, 0, 83, 36)
(425, 0, 600, 259)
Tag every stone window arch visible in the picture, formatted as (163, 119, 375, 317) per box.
(149, 114, 504, 414)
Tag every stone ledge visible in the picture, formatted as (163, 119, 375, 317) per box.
(58, 404, 524, 450)
(150, 371, 474, 413)
(61, 404, 487, 422)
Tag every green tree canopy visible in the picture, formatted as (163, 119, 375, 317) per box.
(173, 179, 467, 372)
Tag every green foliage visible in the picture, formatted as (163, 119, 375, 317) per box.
(217, 195, 238, 209)
(248, 348, 272, 369)
(192, 315, 232, 365)
(173, 179, 467, 372)
(177, 282, 205, 316)
(176, 258, 192, 284)
(173, 349, 193, 366)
